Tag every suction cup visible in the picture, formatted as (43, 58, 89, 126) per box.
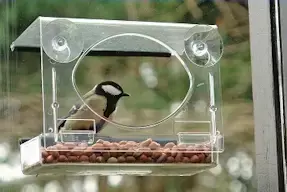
(184, 25, 223, 67)
(42, 19, 84, 63)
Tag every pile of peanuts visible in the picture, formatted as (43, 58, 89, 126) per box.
(41, 138, 212, 164)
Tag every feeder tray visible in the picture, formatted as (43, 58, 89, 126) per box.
(13, 16, 224, 176)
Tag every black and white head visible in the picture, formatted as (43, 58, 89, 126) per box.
(95, 81, 130, 99)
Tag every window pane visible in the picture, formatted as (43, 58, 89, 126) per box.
(0, 0, 255, 191)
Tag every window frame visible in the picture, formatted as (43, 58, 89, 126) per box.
(248, 0, 287, 191)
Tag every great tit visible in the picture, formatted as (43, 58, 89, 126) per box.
(57, 81, 129, 133)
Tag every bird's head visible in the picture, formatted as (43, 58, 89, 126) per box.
(95, 81, 130, 99)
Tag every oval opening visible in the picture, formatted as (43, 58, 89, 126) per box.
(72, 33, 194, 130)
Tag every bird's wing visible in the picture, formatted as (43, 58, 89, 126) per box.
(57, 87, 97, 130)
(57, 103, 82, 130)
(94, 111, 115, 132)
(93, 100, 118, 132)
(95, 119, 106, 133)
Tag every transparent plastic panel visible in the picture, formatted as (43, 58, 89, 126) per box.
(13, 16, 224, 176)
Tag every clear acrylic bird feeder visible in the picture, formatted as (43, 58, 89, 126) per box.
(13, 17, 224, 176)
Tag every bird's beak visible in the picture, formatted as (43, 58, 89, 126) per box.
(121, 93, 130, 97)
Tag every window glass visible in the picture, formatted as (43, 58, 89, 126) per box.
(0, 0, 255, 191)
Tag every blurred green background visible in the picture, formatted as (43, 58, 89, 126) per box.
(0, 0, 254, 191)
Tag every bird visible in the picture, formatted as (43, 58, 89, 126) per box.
(57, 81, 129, 133)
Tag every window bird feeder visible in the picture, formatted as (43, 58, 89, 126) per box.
(13, 17, 224, 176)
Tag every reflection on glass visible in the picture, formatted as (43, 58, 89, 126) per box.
(0, 0, 255, 191)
